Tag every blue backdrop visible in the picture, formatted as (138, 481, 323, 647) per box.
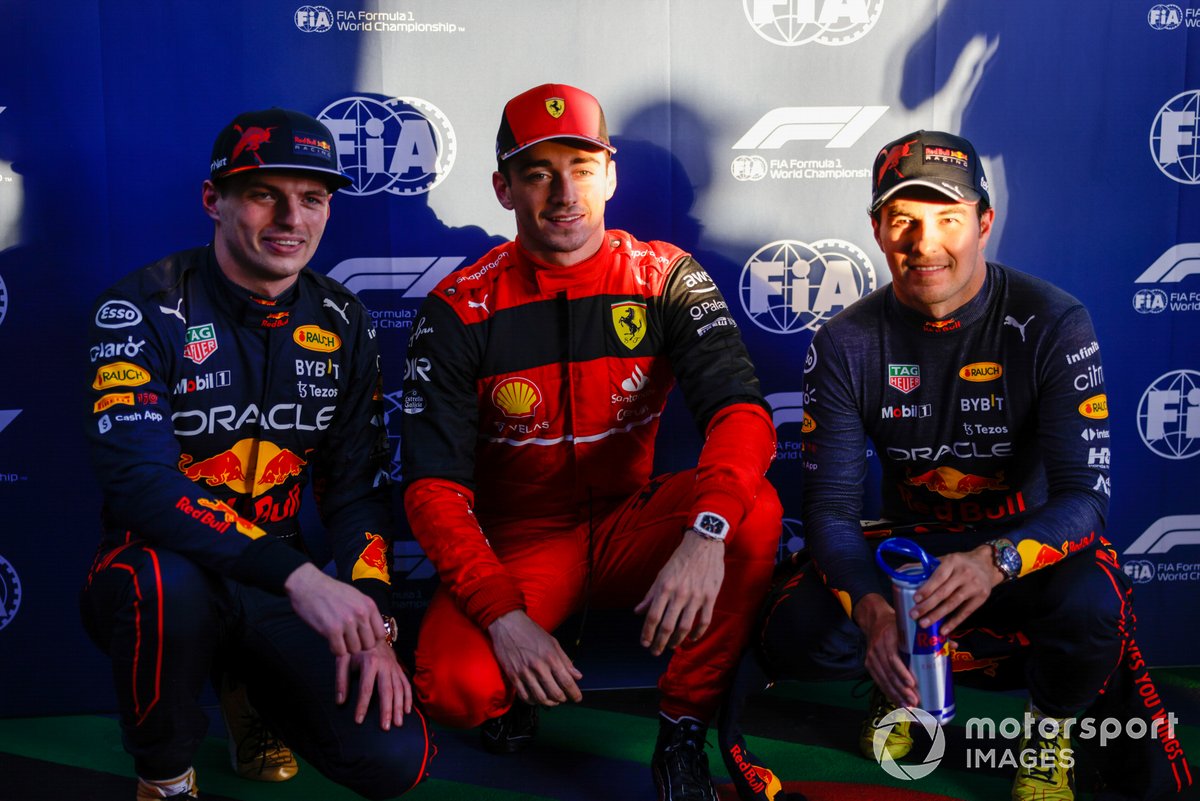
(1, 0, 1198, 717)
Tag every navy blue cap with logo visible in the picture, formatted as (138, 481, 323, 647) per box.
(870, 130, 989, 213)
(209, 107, 352, 190)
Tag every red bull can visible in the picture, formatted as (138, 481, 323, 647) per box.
(876, 537, 955, 724)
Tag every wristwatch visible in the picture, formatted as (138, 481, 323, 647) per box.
(988, 538, 1022, 581)
(381, 614, 398, 646)
(692, 511, 730, 542)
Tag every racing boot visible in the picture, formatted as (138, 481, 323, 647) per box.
(218, 677, 299, 782)
(859, 684, 913, 761)
(480, 698, 539, 754)
(136, 767, 198, 800)
(1012, 702, 1075, 800)
(651, 713, 718, 801)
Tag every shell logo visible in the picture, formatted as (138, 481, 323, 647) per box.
(492, 377, 542, 417)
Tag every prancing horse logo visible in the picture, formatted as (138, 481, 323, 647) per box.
(612, 302, 647, 350)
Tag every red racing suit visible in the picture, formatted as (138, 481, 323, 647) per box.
(401, 232, 780, 725)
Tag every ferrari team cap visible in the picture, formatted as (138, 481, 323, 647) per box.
(496, 83, 617, 161)
(210, 108, 352, 190)
(870, 130, 989, 212)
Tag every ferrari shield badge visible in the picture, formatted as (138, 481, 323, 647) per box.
(612, 302, 647, 350)
(545, 97, 566, 118)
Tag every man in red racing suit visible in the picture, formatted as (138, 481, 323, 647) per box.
(401, 83, 781, 801)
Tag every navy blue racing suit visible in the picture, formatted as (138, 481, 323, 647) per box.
(79, 246, 429, 796)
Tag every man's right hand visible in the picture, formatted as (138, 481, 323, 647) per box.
(487, 610, 583, 707)
(853, 593, 919, 708)
(284, 562, 387, 657)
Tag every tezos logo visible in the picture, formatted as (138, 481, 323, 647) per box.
(872, 706, 945, 780)
(295, 5, 333, 32)
(1148, 4, 1182, 30)
(743, 0, 885, 47)
(1138, 369, 1200, 459)
(0, 554, 21, 632)
(1150, 90, 1200, 184)
(739, 239, 876, 333)
(319, 96, 456, 196)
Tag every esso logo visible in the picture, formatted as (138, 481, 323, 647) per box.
(95, 300, 144, 329)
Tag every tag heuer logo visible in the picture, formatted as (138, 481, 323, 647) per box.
(888, 364, 920, 394)
(183, 323, 219, 365)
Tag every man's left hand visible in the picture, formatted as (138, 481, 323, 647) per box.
(635, 530, 725, 656)
(911, 544, 1004, 636)
(335, 638, 413, 731)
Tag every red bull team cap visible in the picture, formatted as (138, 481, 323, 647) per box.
(210, 107, 352, 190)
(870, 130, 989, 213)
(496, 83, 617, 162)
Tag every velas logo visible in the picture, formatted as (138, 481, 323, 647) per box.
(743, 0, 885, 47)
(1078, 394, 1109, 419)
(183, 323, 219, 365)
(294, 325, 340, 352)
(492, 377, 542, 418)
(612, 302, 648, 350)
(959, 362, 1002, 382)
(93, 361, 150, 390)
(739, 239, 877, 334)
(888, 364, 920, 394)
(872, 706, 945, 780)
(319, 95, 456, 196)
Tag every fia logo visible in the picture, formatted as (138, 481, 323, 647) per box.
(1137, 369, 1200, 459)
(743, 0, 885, 47)
(1150, 90, 1200, 184)
(294, 5, 333, 32)
(319, 96, 457, 196)
(739, 239, 876, 334)
(1148, 4, 1182, 30)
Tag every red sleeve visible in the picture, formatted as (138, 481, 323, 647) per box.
(688, 402, 777, 542)
(404, 477, 525, 629)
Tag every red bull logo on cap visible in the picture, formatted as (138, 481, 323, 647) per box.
(906, 466, 1008, 499)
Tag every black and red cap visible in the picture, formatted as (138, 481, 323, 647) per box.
(870, 130, 989, 213)
(496, 83, 617, 161)
(210, 108, 352, 190)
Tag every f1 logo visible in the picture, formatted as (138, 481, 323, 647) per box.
(733, 106, 888, 150)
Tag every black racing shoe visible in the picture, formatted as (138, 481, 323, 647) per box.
(651, 714, 718, 801)
(480, 699, 539, 754)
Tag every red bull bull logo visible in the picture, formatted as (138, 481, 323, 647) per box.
(261, 311, 289, 329)
(1017, 541, 1067, 573)
(352, 532, 391, 584)
(175, 495, 265, 539)
(951, 649, 1003, 677)
(906, 466, 1008, 499)
(178, 439, 309, 497)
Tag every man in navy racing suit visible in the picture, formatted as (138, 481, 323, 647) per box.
(751, 131, 1190, 800)
(80, 108, 430, 801)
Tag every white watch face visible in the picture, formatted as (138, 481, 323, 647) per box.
(695, 512, 729, 540)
